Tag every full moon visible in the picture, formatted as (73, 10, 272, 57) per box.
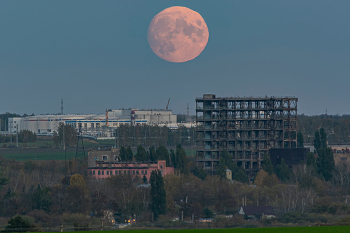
(148, 6, 209, 63)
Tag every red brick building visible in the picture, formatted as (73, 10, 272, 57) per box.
(88, 160, 174, 180)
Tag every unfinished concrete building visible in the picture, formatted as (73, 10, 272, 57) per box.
(196, 94, 298, 174)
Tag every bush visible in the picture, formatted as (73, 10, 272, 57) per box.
(279, 212, 327, 224)
(2, 216, 39, 232)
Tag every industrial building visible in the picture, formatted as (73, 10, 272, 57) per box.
(88, 160, 174, 180)
(195, 94, 298, 174)
(7, 108, 178, 138)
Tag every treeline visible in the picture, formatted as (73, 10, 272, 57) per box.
(298, 114, 350, 143)
(0, 130, 37, 144)
(120, 144, 188, 174)
(116, 124, 195, 147)
(1, 151, 350, 230)
(0, 113, 20, 132)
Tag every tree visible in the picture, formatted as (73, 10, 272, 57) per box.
(18, 130, 37, 143)
(275, 159, 292, 182)
(320, 128, 327, 148)
(3, 216, 38, 232)
(119, 146, 126, 161)
(313, 130, 321, 153)
(125, 146, 133, 161)
(217, 157, 227, 179)
(31, 185, 51, 212)
(170, 149, 176, 167)
(149, 146, 157, 161)
(66, 174, 90, 213)
(262, 154, 274, 175)
(317, 147, 335, 181)
(297, 132, 304, 148)
(150, 170, 166, 219)
(156, 146, 170, 165)
(193, 167, 207, 180)
(175, 144, 188, 175)
(53, 123, 77, 147)
(135, 145, 147, 161)
(306, 152, 317, 174)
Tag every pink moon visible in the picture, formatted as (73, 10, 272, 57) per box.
(148, 6, 209, 63)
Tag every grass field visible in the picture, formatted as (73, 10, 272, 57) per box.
(62, 226, 350, 233)
(1, 151, 77, 161)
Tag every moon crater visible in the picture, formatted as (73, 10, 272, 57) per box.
(148, 6, 209, 63)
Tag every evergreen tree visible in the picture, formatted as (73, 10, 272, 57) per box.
(119, 146, 126, 161)
(233, 167, 249, 183)
(4, 216, 38, 232)
(217, 157, 227, 179)
(170, 149, 176, 168)
(193, 167, 207, 180)
(135, 145, 147, 161)
(317, 147, 335, 181)
(125, 146, 133, 161)
(175, 144, 188, 174)
(314, 130, 321, 153)
(297, 131, 304, 148)
(156, 146, 170, 166)
(320, 128, 327, 148)
(31, 185, 51, 212)
(150, 170, 166, 219)
(275, 159, 291, 182)
(262, 153, 274, 175)
(149, 146, 157, 161)
(306, 152, 317, 174)
(142, 175, 147, 184)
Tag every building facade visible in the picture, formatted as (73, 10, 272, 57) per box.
(196, 94, 298, 174)
(7, 108, 178, 138)
(87, 160, 174, 181)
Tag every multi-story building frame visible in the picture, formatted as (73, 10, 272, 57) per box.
(196, 94, 298, 174)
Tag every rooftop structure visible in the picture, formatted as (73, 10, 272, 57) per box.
(195, 94, 298, 175)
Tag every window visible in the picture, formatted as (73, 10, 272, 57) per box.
(133, 170, 135, 175)
(93, 171, 95, 175)
(124, 170, 126, 174)
(136, 170, 139, 175)
(102, 171, 104, 175)
(145, 170, 147, 175)
(84, 123, 87, 128)
(141, 170, 144, 175)
(115, 171, 118, 175)
(89, 171, 92, 175)
(119, 171, 122, 175)
(103, 156, 108, 161)
(161, 165, 163, 168)
(98, 170, 100, 175)
(91, 123, 94, 128)
(128, 171, 130, 174)
(107, 171, 109, 175)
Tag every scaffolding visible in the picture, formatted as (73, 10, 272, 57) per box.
(195, 94, 298, 175)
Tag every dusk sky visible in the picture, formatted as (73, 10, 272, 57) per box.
(1, 1, 349, 116)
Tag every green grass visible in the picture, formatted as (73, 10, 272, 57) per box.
(59, 226, 350, 233)
(1, 151, 77, 161)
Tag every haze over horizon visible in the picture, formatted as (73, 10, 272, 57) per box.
(1, 1, 350, 116)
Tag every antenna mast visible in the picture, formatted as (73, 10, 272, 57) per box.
(61, 99, 63, 115)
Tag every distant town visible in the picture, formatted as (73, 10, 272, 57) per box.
(0, 94, 350, 230)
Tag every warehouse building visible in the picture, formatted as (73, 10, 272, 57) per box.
(7, 108, 178, 138)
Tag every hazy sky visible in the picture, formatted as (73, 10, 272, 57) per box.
(1, 1, 349, 116)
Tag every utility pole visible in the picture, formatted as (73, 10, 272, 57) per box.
(61, 98, 63, 115)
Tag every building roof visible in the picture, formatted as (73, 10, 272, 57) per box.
(241, 206, 275, 216)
